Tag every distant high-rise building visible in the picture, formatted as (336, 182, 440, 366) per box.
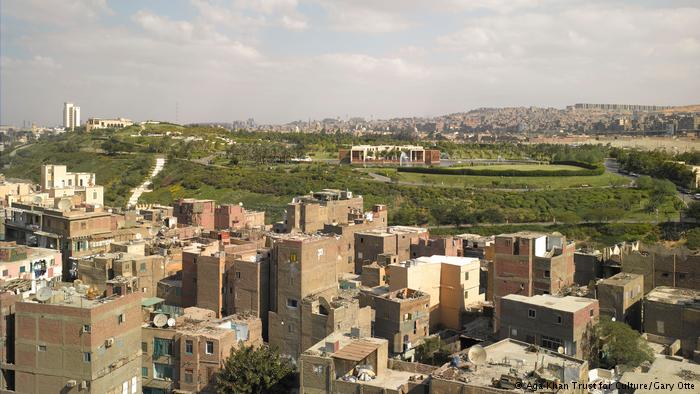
(63, 102, 80, 130)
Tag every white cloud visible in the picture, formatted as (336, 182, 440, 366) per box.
(320, 2, 412, 33)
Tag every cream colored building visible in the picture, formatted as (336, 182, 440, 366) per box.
(86, 117, 134, 132)
(40, 164, 103, 206)
(388, 255, 483, 330)
(0, 176, 33, 207)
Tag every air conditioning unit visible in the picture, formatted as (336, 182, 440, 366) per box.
(105, 337, 115, 347)
(66, 380, 77, 388)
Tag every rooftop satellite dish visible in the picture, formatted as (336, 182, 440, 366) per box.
(557, 346, 565, 354)
(467, 345, 487, 366)
(32, 195, 43, 205)
(36, 287, 52, 302)
(58, 198, 72, 212)
(153, 313, 168, 328)
(74, 279, 83, 286)
(166, 317, 176, 327)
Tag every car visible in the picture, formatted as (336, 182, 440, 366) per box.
(629, 172, 639, 177)
(694, 193, 700, 200)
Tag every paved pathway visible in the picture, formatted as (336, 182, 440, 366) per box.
(127, 156, 166, 208)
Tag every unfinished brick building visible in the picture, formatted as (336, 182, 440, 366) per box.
(282, 189, 364, 233)
(173, 199, 216, 231)
(354, 226, 428, 273)
(490, 232, 575, 330)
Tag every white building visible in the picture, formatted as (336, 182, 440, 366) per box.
(63, 102, 80, 130)
(40, 164, 103, 206)
(86, 117, 133, 132)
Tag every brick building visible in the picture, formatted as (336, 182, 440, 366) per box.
(388, 255, 482, 330)
(11, 288, 142, 393)
(643, 286, 700, 360)
(172, 199, 216, 231)
(409, 236, 462, 259)
(597, 272, 643, 330)
(0, 241, 62, 289)
(359, 287, 430, 358)
(282, 189, 364, 234)
(499, 294, 599, 359)
(354, 226, 428, 273)
(490, 232, 575, 330)
(214, 203, 265, 231)
(620, 244, 700, 292)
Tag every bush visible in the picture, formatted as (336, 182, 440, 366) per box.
(686, 228, 700, 249)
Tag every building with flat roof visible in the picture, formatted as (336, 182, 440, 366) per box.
(40, 164, 103, 206)
(643, 286, 700, 360)
(431, 338, 589, 393)
(490, 232, 575, 331)
(498, 294, 599, 359)
(63, 102, 80, 131)
(618, 355, 700, 394)
(597, 272, 643, 330)
(85, 118, 133, 132)
(282, 189, 364, 234)
(388, 255, 483, 330)
(354, 226, 428, 273)
(0, 241, 62, 292)
(10, 288, 142, 393)
(173, 199, 216, 231)
(340, 145, 440, 165)
(214, 203, 265, 231)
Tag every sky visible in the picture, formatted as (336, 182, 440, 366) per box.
(1, 0, 699, 126)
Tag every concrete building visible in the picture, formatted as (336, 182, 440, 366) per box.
(354, 226, 428, 273)
(0, 241, 62, 291)
(431, 338, 589, 394)
(597, 272, 643, 330)
(574, 249, 602, 286)
(619, 243, 700, 292)
(282, 189, 364, 234)
(267, 234, 341, 359)
(38, 164, 104, 206)
(359, 287, 430, 359)
(299, 331, 432, 394)
(643, 286, 700, 360)
(340, 145, 440, 165)
(409, 236, 462, 259)
(499, 294, 599, 359)
(141, 306, 263, 394)
(455, 234, 495, 260)
(214, 203, 265, 230)
(11, 288, 142, 393)
(619, 355, 700, 394)
(490, 232, 575, 330)
(388, 255, 483, 330)
(77, 250, 169, 299)
(85, 118, 133, 132)
(0, 176, 33, 208)
(63, 102, 80, 131)
(173, 199, 216, 231)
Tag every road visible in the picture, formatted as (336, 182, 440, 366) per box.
(127, 156, 166, 208)
(604, 157, 692, 207)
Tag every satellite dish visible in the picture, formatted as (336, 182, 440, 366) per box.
(32, 195, 43, 205)
(467, 345, 487, 365)
(166, 318, 176, 327)
(153, 314, 168, 328)
(74, 279, 83, 286)
(36, 287, 52, 302)
(557, 346, 565, 354)
(58, 198, 73, 212)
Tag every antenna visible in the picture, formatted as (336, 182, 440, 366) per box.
(153, 313, 168, 328)
(36, 287, 52, 303)
(166, 317, 176, 327)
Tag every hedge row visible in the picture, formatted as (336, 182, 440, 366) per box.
(397, 161, 605, 177)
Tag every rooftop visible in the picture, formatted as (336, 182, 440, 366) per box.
(619, 356, 700, 394)
(645, 286, 700, 307)
(502, 294, 597, 313)
(599, 272, 642, 287)
(432, 339, 587, 389)
(402, 255, 480, 268)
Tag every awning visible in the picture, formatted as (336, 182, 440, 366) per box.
(141, 297, 165, 307)
(331, 341, 380, 362)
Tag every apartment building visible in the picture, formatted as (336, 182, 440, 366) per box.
(77, 251, 169, 299)
(499, 294, 599, 359)
(214, 203, 265, 230)
(0, 176, 33, 208)
(455, 233, 495, 260)
(63, 102, 80, 130)
(141, 306, 263, 393)
(597, 272, 643, 330)
(388, 255, 482, 330)
(354, 226, 428, 273)
(11, 288, 142, 393)
(409, 236, 463, 259)
(359, 287, 430, 358)
(300, 293, 372, 355)
(267, 234, 339, 359)
(224, 249, 271, 339)
(181, 242, 225, 316)
(40, 164, 103, 206)
(643, 286, 700, 360)
(0, 241, 62, 289)
(282, 189, 364, 233)
(490, 232, 575, 329)
(173, 199, 216, 231)
(619, 243, 700, 292)
(321, 204, 388, 275)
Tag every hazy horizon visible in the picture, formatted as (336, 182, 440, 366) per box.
(2, 0, 699, 126)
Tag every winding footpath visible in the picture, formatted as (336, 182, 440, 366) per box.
(127, 156, 166, 208)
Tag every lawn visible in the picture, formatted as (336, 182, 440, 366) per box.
(448, 163, 584, 172)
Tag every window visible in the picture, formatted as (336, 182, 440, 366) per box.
(1, 270, 7, 277)
(80, 221, 86, 230)
(153, 363, 173, 380)
(93, 191, 97, 200)
(140, 263, 146, 272)
(141, 367, 148, 377)
(153, 338, 173, 357)
(556, 315, 562, 324)
(118, 313, 125, 324)
(541, 335, 563, 351)
(511, 328, 518, 336)
(184, 369, 193, 383)
(528, 309, 536, 319)
(657, 321, 665, 334)
(19, 266, 26, 273)
(464, 290, 469, 299)
(206, 341, 214, 354)
(403, 313, 411, 321)
(38, 345, 47, 352)
(288, 324, 294, 333)
(83, 324, 91, 333)
(235, 271, 241, 279)
(589, 309, 594, 317)
(544, 270, 551, 278)
(185, 340, 193, 354)
(83, 352, 92, 362)
(141, 342, 147, 352)
(131, 377, 137, 394)
(286, 298, 298, 308)
(464, 272, 469, 281)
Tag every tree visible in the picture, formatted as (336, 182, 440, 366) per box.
(216, 345, 294, 394)
(593, 319, 654, 372)
(686, 227, 700, 249)
(685, 201, 700, 221)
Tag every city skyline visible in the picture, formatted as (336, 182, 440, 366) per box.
(2, 0, 699, 126)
